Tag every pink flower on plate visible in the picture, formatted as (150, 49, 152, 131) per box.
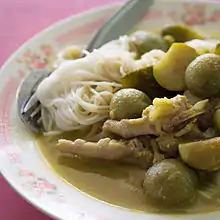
(41, 44, 53, 56)
(19, 169, 35, 178)
(207, 10, 220, 22)
(16, 45, 54, 71)
(40, 178, 57, 191)
(7, 152, 21, 164)
(32, 59, 47, 69)
(27, 52, 47, 69)
(182, 3, 206, 25)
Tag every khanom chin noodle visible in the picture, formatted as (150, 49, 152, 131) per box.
(36, 35, 165, 135)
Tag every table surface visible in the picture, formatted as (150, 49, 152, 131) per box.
(0, 1, 121, 219)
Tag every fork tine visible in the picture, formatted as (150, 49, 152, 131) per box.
(22, 100, 41, 118)
(22, 102, 44, 133)
(30, 104, 41, 118)
(31, 109, 42, 122)
(23, 93, 39, 112)
(17, 69, 52, 133)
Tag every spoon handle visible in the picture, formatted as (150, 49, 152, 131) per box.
(86, 0, 154, 52)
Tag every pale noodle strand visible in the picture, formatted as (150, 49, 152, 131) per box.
(37, 35, 165, 135)
(41, 83, 122, 132)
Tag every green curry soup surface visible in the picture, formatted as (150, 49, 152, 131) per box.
(37, 133, 220, 214)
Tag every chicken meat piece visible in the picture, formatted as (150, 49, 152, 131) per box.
(57, 137, 154, 168)
(156, 122, 207, 157)
(103, 95, 208, 139)
(150, 138, 166, 163)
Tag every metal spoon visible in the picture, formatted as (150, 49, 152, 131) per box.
(17, 0, 154, 133)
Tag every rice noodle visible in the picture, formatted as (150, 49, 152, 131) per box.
(36, 36, 135, 134)
(36, 35, 165, 135)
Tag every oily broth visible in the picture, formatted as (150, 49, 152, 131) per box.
(36, 132, 150, 212)
(37, 132, 220, 214)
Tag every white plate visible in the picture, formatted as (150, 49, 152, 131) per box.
(1, 1, 220, 219)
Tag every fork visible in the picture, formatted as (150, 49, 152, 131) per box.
(17, 0, 154, 133)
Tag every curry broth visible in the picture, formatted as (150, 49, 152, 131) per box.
(37, 132, 220, 214)
(37, 132, 150, 212)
